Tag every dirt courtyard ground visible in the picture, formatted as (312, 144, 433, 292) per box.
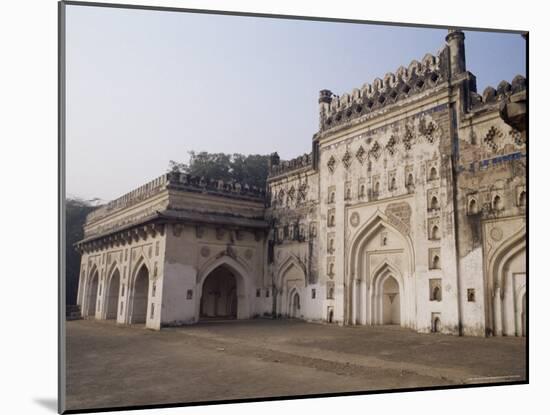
(65, 319, 526, 411)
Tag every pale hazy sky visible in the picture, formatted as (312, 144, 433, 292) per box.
(65, 5, 525, 202)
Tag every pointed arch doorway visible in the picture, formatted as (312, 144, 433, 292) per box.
(200, 265, 238, 320)
(85, 268, 99, 318)
(130, 264, 150, 325)
(382, 276, 401, 325)
(105, 268, 121, 320)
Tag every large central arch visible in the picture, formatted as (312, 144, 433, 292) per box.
(346, 211, 414, 327)
(196, 255, 252, 321)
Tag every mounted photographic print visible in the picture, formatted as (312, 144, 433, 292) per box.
(59, 1, 528, 413)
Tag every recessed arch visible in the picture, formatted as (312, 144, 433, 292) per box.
(105, 266, 121, 320)
(493, 194, 503, 211)
(347, 210, 415, 281)
(130, 263, 150, 325)
(486, 227, 526, 336)
(468, 198, 478, 214)
(276, 255, 307, 319)
(518, 190, 526, 207)
(347, 211, 414, 326)
(431, 225, 440, 240)
(370, 261, 405, 326)
(84, 265, 100, 318)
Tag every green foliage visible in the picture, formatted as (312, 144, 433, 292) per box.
(168, 151, 270, 189)
(65, 198, 97, 305)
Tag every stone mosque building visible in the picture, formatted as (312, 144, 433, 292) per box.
(75, 30, 527, 337)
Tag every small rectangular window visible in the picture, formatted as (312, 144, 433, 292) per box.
(186, 289, 193, 300)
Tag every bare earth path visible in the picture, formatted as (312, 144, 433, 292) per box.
(65, 319, 526, 411)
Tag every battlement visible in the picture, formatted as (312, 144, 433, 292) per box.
(86, 174, 169, 224)
(318, 49, 449, 132)
(86, 172, 266, 225)
(268, 152, 313, 179)
(469, 75, 527, 110)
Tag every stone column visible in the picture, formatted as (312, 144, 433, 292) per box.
(351, 278, 357, 325)
(494, 288, 503, 336)
(359, 279, 367, 325)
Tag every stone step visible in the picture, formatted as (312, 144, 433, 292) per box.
(66, 305, 82, 320)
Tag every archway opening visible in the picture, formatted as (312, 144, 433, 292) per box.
(469, 199, 478, 214)
(382, 276, 400, 325)
(291, 291, 301, 318)
(106, 269, 120, 320)
(431, 225, 440, 240)
(131, 265, 150, 324)
(519, 191, 526, 207)
(493, 195, 503, 211)
(432, 317, 441, 333)
(200, 265, 238, 320)
(86, 270, 99, 318)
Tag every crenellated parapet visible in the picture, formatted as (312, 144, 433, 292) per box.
(86, 172, 266, 225)
(268, 152, 313, 179)
(469, 75, 527, 112)
(318, 50, 449, 132)
(166, 171, 266, 200)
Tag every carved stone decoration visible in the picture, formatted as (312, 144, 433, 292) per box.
(287, 186, 296, 202)
(297, 182, 308, 202)
(342, 150, 352, 169)
(403, 123, 414, 151)
(327, 155, 336, 173)
(484, 126, 502, 152)
(386, 135, 397, 156)
(385, 201, 412, 234)
(234, 230, 244, 241)
(278, 189, 285, 204)
(356, 145, 366, 164)
(419, 116, 437, 143)
(226, 245, 237, 259)
(350, 212, 360, 227)
(172, 223, 183, 237)
(509, 128, 525, 146)
(245, 249, 253, 260)
(490, 227, 503, 241)
(200, 246, 210, 258)
(369, 141, 381, 160)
